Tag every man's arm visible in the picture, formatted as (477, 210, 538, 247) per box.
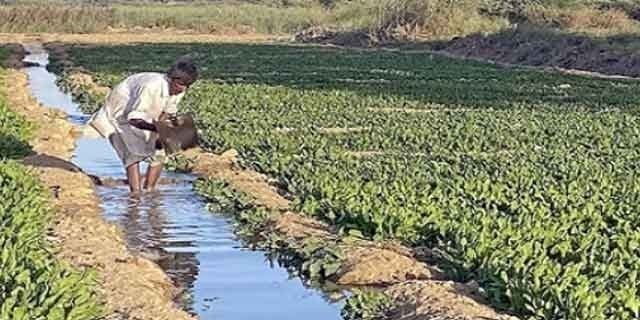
(128, 119, 157, 132)
(126, 79, 165, 131)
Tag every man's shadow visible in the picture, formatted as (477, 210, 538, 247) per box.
(21, 153, 102, 186)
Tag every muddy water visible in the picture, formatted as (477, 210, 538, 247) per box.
(23, 46, 343, 319)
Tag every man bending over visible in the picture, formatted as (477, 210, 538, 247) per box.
(89, 58, 198, 193)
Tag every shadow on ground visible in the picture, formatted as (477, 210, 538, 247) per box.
(421, 26, 640, 79)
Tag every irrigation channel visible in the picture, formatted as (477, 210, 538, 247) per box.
(22, 44, 344, 319)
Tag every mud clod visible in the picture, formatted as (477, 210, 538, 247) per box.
(387, 281, 518, 320)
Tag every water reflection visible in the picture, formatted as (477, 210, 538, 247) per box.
(100, 186, 201, 312)
(96, 182, 344, 319)
(22, 50, 87, 124)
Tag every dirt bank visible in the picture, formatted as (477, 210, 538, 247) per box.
(435, 28, 640, 79)
(1, 43, 28, 68)
(0, 32, 285, 45)
(297, 26, 640, 81)
(4, 60, 194, 319)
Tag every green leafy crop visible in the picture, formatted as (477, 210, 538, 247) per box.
(0, 55, 102, 319)
(342, 290, 395, 320)
(0, 161, 103, 319)
(54, 42, 640, 319)
(0, 63, 32, 159)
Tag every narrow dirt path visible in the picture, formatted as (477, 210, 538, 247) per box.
(3, 50, 194, 320)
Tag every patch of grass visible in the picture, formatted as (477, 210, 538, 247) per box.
(0, 50, 32, 159)
(341, 290, 395, 320)
(367, 0, 509, 41)
(0, 5, 115, 33)
(0, 47, 9, 62)
(524, 4, 640, 36)
(0, 161, 104, 319)
(111, 3, 326, 34)
(164, 153, 195, 173)
(0, 2, 328, 34)
(194, 178, 253, 212)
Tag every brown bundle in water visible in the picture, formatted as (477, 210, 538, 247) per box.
(156, 113, 199, 155)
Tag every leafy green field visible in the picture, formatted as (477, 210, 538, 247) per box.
(0, 48, 32, 158)
(0, 47, 103, 319)
(54, 42, 640, 319)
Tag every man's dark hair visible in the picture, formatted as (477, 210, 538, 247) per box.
(168, 57, 198, 86)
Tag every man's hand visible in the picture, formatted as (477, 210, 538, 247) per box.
(128, 119, 157, 132)
(160, 112, 179, 126)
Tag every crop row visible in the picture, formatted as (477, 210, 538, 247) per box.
(0, 51, 103, 319)
(58, 43, 640, 111)
(55, 43, 640, 319)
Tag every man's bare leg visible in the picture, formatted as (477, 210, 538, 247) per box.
(144, 163, 163, 191)
(126, 162, 142, 193)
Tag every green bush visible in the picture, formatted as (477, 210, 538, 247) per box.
(0, 102, 32, 159)
(0, 56, 32, 159)
(194, 178, 253, 212)
(0, 161, 103, 319)
(341, 290, 395, 320)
